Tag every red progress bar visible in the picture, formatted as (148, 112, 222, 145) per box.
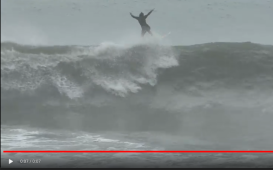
(3, 151, 273, 153)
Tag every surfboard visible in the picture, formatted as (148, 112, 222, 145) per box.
(161, 32, 171, 39)
(145, 31, 171, 41)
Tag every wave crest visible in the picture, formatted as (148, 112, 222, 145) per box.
(1, 42, 178, 98)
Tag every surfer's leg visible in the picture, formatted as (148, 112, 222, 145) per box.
(148, 30, 153, 36)
(141, 29, 146, 37)
(145, 25, 153, 36)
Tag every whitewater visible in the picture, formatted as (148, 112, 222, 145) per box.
(1, 0, 273, 168)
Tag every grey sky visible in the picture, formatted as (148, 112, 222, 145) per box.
(1, 0, 273, 45)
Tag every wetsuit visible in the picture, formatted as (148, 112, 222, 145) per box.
(130, 9, 154, 37)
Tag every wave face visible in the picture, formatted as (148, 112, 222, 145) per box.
(1, 41, 273, 141)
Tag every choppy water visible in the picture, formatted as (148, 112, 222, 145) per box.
(2, 41, 273, 167)
(2, 126, 273, 168)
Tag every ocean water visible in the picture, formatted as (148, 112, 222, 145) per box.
(1, 0, 273, 168)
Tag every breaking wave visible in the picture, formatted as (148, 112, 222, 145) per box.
(1, 41, 273, 133)
(1, 41, 178, 98)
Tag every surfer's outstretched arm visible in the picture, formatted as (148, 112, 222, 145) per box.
(130, 13, 138, 20)
(145, 9, 154, 18)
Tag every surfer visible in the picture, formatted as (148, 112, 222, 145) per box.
(130, 9, 154, 37)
